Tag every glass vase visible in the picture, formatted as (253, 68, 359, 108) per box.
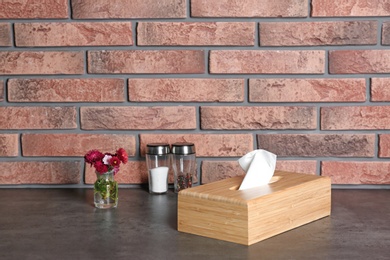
(94, 170, 118, 209)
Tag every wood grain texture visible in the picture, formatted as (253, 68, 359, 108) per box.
(178, 171, 331, 245)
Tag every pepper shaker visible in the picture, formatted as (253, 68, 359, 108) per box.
(171, 142, 196, 193)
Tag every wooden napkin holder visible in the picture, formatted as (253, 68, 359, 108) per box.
(178, 171, 331, 245)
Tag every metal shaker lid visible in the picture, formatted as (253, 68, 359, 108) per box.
(146, 143, 170, 155)
(171, 142, 196, 155)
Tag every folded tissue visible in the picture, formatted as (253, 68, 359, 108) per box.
(238, 149, 277, 190)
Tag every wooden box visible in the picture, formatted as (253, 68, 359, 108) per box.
(178, 171, 331, 245)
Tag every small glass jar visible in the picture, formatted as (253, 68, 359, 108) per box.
(146, 143, 170, 194)
(171, 142, 196, 193)
(94, 170, 118, 209)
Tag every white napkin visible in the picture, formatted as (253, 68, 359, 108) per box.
(238, 149, 277, 190)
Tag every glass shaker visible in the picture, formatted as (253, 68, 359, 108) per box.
(146, 143, 170, 194)
(171, 142, 196, 193)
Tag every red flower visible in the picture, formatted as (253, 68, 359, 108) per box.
(116, 148, 128, 164)
(95, 161, 109, 174)
(85, 148, 126, 175)
(84, 150, 104, 165)
(109, 156, 121, 167)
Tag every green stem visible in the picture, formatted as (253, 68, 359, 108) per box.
(94, 178, 118, 201)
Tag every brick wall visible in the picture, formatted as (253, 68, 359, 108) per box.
(1, 0, 390, 187)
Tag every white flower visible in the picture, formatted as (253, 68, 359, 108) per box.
(102, 154, 112, 165)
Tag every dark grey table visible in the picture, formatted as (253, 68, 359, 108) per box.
(0, 188, 389, 260)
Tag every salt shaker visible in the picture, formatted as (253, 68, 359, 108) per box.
(146, 143, 170, 194)
(171, 142, 196, 193)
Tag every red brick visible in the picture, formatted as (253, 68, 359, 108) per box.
(382, 22, 390, 45)
(81, 106, 196, 130)
(312, 0, 390, 17)
(276, 161, 317, 175)
(379, 134, 390, 157)
(250, 78, 366, 102)
(0, 0, 68, 19)
(260, 21, 377, 46)
(0, 80, 3, 101)
(0, 107, 76, 130)
(22, 134, 136, 157)
(72, 0, 186, 19)
(0, 23, 11, 46)
(88, 50, 204, 74)
(201, 161, 244, 184)
(8, 79, 125, 102)
(321, 161, 390, 184)
(15, 22, 132, 47)
(0, 51, 84, 75)
(209, 50, 325, 74)
(321, 106, 390, 130)
(140, 134, 253, 157)
(128, 79, 244, 102)
(371, 78, 390, 101)
(201, 160, 317, 184)
(0, 134, 18, 156)
(137, 22, 255, 46)
(85, 161, 148, 184)
(329, 50, 390, 74)
(0, 161, 80, 184)
(201, 106, 316, 130)
(191, 0, 308, 17)
(257, 134, 375, 157)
